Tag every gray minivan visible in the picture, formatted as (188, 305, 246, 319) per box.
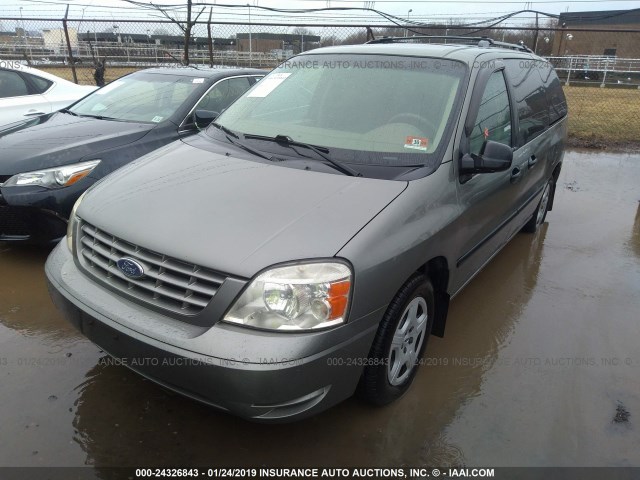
(46, 37, 567, 422)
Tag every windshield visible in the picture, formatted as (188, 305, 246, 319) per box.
(211, 54, 466, 171)
(70, 73, 203, 123)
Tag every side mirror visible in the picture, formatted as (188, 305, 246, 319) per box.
(194, 109, 219, 129)
(460, 140, 513, 174)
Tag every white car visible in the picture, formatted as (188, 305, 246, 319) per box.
(0, 63, 96, 128)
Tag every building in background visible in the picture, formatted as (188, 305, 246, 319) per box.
(0, 28, 46, 57)
(43, 27, 77, 54)
(553, 9, 640, 57)
(77, 32, 236, 51)
(236, 32, 320, 55)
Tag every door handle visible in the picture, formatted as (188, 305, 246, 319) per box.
(528, 155, 538, 168)
(24, 110, 46, 116)
(510, 167, 522, 184)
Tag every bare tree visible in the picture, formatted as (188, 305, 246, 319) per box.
(292, 27, 313, 36)
(87, 37, 106, 86)
(126, 0, 205, 65)
(341, 30, 368, 45)
(320, 35, 339, 47)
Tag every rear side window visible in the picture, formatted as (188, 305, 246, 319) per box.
(504, 59, 549, 146)
(0, 70, 29, 98)
(537, 66, 568, 125)
(24, 73, 53, 94)
(470, 70, 512, 155)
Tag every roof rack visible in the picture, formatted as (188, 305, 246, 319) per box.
(366, 35, 533, 53)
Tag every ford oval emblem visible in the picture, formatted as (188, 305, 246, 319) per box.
(116, 257, 145, 279)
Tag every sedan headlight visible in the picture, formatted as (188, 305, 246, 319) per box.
(66, 191, 86, 252)
(224, 262, 352, 331)
(4, 160, 101, 189)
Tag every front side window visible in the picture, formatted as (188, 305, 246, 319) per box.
(0, 70, 29, 98)
(504, 59, 549, 145)
(70, 73, 203, 123)
(469, 70, 512, 155)
(195, 77, 252, 114)
(211, 54, 467, 177)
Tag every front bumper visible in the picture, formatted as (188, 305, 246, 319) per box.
(0, 203, 67, 243)
(45, 242, 381, 422)
(0, 179, 89, 243)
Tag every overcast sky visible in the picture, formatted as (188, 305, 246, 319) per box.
(1, 0, 640, 26)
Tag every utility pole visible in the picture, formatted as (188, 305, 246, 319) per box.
(532, 12, 539, 53)
(183, 0, 192, 65)
(62, 5, 78, 84)
(207, 7, 214, 68)
(248, 3, 252, 67)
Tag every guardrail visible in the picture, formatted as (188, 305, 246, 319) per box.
(0, 40, 284, 68)
(546, 55, 640, 87)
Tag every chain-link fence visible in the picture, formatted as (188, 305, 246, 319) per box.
(1, 16, 640, 146)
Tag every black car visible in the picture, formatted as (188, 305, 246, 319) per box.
(0, 67, 264, 243)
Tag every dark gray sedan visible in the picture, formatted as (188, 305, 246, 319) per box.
(0, 67, 264, 243)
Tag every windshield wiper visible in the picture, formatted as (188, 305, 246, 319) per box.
(75, 113, 119, 121)
(243, 134, 361, 177)
(59, 108, 78, 116)
(212, 123, 272, 161)
(212, 121, 239, 139)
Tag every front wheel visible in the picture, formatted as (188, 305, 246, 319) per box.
(357, 275, 434, 406)
(522, 177, 554, 233)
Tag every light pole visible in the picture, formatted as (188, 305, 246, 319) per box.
(247, 3, 252, 67)
(564, 33, 574, 86)
(19, 7, 27, 57)
(405, 9, 412, 38)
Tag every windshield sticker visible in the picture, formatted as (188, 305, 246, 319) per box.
(95, 80, 124, 95)
(247, 73, 292, 97)
(192, 78, 205, 84)
(151, 116, 163, 123)
(404, 136, 429, 152)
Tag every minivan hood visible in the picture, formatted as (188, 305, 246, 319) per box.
(79, 139, 407, 277)
(0, 112, 154, 175)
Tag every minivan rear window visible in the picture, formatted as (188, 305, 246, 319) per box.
(537, 65, 568, 125)
(212, 54, 467, 173)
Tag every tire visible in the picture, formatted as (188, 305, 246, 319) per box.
(357, 275, 435, 406)
(522, 177, 554, 233)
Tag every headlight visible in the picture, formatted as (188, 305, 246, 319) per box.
(224, 262, 352, 331)
(3, 160, 101, 189)
(66, 191, 86, 252)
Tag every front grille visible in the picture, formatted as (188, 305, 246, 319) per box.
(0, 206, 31, 237)
(78, 221, 226, 315)
(0, 175, 10, 186)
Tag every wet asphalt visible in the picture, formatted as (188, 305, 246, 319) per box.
(0, 149, 639, 472)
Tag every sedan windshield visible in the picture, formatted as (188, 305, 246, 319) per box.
(212, 54, 466, 170)
(70, 73, 202, 123)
